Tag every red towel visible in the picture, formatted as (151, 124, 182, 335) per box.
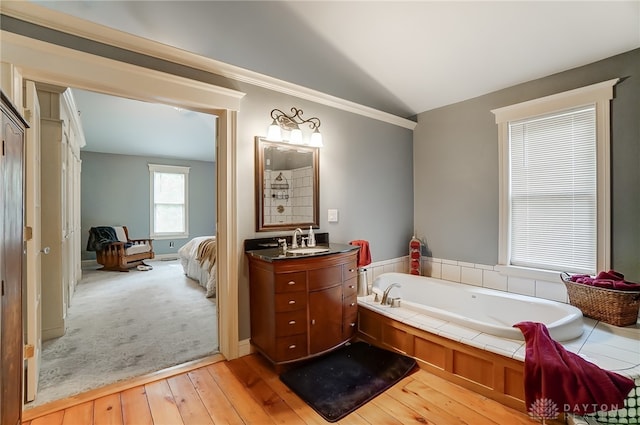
(570, 270, 640, 291)
(349, 240, 372, 268)
(514, 321, 634, 415)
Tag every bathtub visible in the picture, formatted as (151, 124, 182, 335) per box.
(370, 272, 584, 342)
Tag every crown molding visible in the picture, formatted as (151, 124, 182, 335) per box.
(1, 2, 417, 130)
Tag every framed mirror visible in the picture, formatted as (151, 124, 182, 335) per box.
(255, 137, 319, 232)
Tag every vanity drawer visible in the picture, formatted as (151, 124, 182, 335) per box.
(343, 262, 358, 281)
(343, 277, 357, 297)
(308, 265, 342, 290)
(343, 311, 358, 338)
(275, 291, 307, 312)
(275, 310, 307, 337)
(274, 272, 306, 293)
(276, 334, 308, 361)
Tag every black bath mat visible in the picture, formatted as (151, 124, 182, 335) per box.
(279, 341, 417, 422)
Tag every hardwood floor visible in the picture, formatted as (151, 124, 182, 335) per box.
(23, 353, 542, 425)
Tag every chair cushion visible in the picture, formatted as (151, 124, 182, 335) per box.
(113, 226, 128, 242)
(125, 244, 152, 256)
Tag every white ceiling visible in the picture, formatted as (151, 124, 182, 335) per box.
(71, 89, 216, 162)
(32, 1, 640, 160)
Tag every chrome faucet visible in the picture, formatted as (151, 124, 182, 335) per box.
(291, 228, 304, 249)
(380, 283, 401, 305)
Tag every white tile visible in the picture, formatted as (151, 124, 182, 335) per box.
(406, 315, 447, 332)
(575, 348, 637, 371)
(535, 279, 568, 303)
(425, 260, 442, 279)
(461, 267, 483, 286)
(441, 264, 461, 282)
(383, 263, 396, 273)
(580, 340, 640, 364)
(393, 261, 406, 273)
(475, 263, 494, 271)
(507, 276, 535, 296)
(438, 322, 481, 341)
(458, 261, 475, 268)
(441, 258, 458, 265)
(483, 270, 508, 291)
(513, 345, 526, 361)
(472, 333, 525, 354)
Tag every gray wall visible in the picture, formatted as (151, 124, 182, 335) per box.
(81, 152, 216, 259)
(5, 16, 415, 340)
(414, 48, 640, 281)
(235, 85, 414, 339)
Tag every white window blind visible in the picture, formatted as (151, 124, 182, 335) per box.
(509, 106, 596, 274)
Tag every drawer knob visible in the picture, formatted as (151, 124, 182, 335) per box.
(288, 281, 296, 285)
(311, 319, 316, 325)
(348, 268, 355, 272)
(349, 285, 355, 289)
(288, 300, 296, 305)
(289, 344, 296, 349)
(288, 320, 296, 325)
(350, 322, 356, 327)
(350, 302, 356, 306)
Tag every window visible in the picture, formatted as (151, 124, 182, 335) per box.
(149, 164, 190, 239)
(492, 79, 617, 280)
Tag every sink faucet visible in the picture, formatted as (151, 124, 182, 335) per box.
(291, 228, 304, 249)
(380, 283, 401, 305)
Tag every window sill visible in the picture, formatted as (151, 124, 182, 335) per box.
(151, 234, 190, 240)
(495, 265, 564, 283)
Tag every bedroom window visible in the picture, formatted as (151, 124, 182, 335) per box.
(149, 164, 190, 239)
(491, 79, 617, 281)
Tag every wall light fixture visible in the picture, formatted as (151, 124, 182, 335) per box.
(267, 107, 323, 147)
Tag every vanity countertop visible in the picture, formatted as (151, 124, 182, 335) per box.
(245, 242, 358, 262)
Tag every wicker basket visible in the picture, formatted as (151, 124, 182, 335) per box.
(560, 272, 640, 326)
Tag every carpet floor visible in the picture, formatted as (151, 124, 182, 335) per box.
(25, 259, 218, 408)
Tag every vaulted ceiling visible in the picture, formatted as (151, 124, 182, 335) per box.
(30, 1, 640, 161)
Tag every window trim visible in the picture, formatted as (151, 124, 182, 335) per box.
(148, 163, 190, 239)
(491, 79, 618, 280)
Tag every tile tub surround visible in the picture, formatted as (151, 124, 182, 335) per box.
(357, 295, 640, 421)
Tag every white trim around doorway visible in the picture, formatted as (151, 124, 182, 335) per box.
(1, 30, 243, 362)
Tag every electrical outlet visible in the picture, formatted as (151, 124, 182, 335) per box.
(169, 241, 174, 248)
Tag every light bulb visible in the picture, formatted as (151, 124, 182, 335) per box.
(267, 120, 282, 141)
(290, 128, 303, 144)
(310, 130, 323, 147)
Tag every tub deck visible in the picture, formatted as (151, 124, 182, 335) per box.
(357, 295, 640, 419)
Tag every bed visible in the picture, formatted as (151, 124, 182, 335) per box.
(178, 236, 216, 298)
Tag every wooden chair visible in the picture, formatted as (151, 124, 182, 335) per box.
(94, 226, 154, 272)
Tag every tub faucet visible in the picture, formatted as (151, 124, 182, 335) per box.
(381, 283, 401, 305)
(291, 228, 304, 249)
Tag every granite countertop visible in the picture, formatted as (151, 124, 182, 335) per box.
(246, 242, 358, 262)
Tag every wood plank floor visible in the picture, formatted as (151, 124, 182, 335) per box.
(23, 353, 543, 425)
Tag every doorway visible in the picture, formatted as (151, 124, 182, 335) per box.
(2, 31, 242, 409)
(29, 86, 220, 406)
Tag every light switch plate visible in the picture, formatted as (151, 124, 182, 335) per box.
(328, 209, 338, 223)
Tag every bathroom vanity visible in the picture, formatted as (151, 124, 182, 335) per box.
(245, 239, 359, 368)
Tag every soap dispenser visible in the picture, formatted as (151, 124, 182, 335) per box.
(308, 226, 316, 247)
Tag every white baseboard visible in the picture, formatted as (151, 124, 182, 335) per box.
(153, 253, 180, 261)
(238, 339, 253, 357)
(81, 259, 98, 268)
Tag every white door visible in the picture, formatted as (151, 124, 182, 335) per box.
(24, 80, 42, 402)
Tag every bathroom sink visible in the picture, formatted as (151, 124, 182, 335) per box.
(287, 247, 330, 255)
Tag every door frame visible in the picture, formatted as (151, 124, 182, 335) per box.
(1, 31, 244, 363)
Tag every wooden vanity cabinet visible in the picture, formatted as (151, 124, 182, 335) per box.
(247, 250, 358, 367)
